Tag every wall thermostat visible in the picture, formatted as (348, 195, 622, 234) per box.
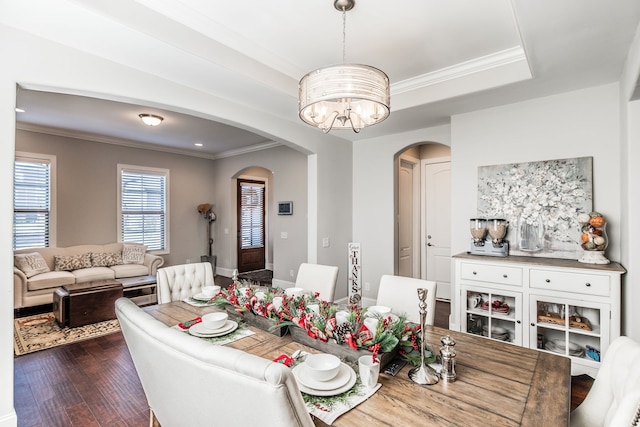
(278, 201, 293, 215)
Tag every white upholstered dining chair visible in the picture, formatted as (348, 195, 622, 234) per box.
(115, 298, 314, 427)
(570, 336, 640, 427)
(294, 263, 339, 302)
(376, 275, 437, 325)
(156, 262, 214, 304)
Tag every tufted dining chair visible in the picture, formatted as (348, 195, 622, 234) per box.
(376, 275, 437, 325)
(156, 262, 214, 304)
(294, 263, 339, 302)
(570, 336, 640, 427)
(115, 298, 314, 427)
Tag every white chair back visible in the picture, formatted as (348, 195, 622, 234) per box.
(294, 263, 339, 302)
(156, 262, 213, 303)
(376, 275, 437, 325)
(115, 298, 314, 427)
(570, 336, 640, 427)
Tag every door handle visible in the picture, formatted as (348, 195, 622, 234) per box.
(427, 243, 432, 246)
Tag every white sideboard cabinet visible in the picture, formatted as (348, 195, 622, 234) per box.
(453, 253, 625, 377)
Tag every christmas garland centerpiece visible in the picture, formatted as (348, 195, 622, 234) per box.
(209, 280, 292, 336)
(283, 299, 411, 366)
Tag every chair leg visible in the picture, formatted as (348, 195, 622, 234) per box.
(149, 408, 161, 427)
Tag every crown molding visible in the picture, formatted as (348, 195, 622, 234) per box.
(391, 46, 529, 95)
(15, 122, 281, 160)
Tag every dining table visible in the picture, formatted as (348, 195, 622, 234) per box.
(143, 301, 571, 427)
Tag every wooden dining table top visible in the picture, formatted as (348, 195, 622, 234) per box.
(143, 301, 571, 427)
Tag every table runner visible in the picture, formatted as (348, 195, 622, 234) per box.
(304, 382, 381, 425)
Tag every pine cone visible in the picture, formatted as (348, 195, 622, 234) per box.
(333, 322, 353, 344)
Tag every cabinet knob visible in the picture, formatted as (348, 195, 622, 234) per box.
(585, 283, 591, 287)
(503, 274, 508, 278)
(516, 320, 521, 324)
(472, 271, 477, 275)
(545, 279, 551, 283)
(531, 323, 535, 327)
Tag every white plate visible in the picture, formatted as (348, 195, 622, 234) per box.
(293, 363, 357, 396)
(191, 292, 214, 301)
(294, 362, 351, 391)
(189, 320, 238, 337)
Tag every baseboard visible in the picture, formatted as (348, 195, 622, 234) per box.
(0, 409, 17, 427)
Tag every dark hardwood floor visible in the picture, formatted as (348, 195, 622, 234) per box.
(13, 277, 592, 426)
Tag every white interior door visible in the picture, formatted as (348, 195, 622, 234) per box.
(397, 159, 413, 276)
(423, 161, 451, 300)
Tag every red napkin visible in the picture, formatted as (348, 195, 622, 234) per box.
(178, 317, 202, 330)
(273, 354, 293, 367)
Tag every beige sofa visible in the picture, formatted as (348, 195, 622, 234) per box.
(14, 243, 164, 309)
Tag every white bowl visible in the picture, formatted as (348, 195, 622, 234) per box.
(285, 287, 304, 297)
(305, 353, 341, 382)
(368, 305, 392, 316)
(202, 285, 221, 297)
(202, 312, 228, 330)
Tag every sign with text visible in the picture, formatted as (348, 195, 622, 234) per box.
(348, 242, 361, 307)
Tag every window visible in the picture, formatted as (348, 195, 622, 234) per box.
(118, 164, 169, 252)
(13, 152, 56, 250)
(239, 180, 265, 249)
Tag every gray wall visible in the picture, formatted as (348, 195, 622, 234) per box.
(211, 145, 308, 285)
(15, 129, 216, 267)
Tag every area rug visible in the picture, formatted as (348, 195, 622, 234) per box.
(13, 312, 121, 356)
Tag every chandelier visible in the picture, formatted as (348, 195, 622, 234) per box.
(139, 113, 164, 126)
(298, 0, 390, 133)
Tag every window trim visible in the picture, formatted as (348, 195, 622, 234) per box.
(14, 151, 57, 249)
(117, 164, 170, 255)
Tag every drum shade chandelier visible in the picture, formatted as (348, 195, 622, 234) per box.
(298, 0, 390, 133)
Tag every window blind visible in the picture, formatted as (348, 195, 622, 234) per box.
(13, 160, 51, 250)
(121, 170, 166, 251)
(239, 181, 265, 249)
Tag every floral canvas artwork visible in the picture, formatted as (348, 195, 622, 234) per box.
(477, 157, 593, 259)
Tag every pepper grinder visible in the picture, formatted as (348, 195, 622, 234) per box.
(409, 288, 440, 385)
(440, 335, 457, 382)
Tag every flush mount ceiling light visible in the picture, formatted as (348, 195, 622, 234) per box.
(139, 113, 164, 126)
(298, 0, 390, 133)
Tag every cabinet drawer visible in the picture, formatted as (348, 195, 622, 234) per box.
(460, 262, 522, 286)
(530, 269, 610, 296)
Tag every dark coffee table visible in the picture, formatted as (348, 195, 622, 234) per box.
(53, 280, 123, 327)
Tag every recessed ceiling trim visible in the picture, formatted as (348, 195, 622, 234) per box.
(16, 122, 280, 160)
(392, 46, 529, 95)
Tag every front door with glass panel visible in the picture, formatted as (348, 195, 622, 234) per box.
(237, 179, 265, 272)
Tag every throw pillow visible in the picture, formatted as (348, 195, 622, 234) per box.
(91, 252, 123, 267)
(14, 252, 50, 278)
(54, 253, 92, 271)
(122, 243, 147, 264)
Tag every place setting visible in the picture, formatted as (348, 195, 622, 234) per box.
(175, 311, 254, 345)
(290, 352, 382, 425)
(185, 285, 221, 307)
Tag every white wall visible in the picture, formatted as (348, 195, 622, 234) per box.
(0, 82, 17, 427)
(353, 126, 451, 300)
(621, 99, 640, 340)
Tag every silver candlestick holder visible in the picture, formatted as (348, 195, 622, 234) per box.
(409, 288, 440, 385)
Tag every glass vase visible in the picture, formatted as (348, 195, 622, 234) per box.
(517, 213, 544, 252)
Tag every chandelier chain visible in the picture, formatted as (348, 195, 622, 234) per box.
(342, 7, 347, 64)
